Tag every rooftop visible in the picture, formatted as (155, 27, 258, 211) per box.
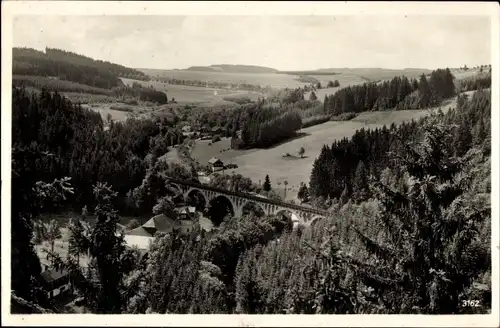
(208, 157, 223, 164)
(40, 269, 67, 284)
(142, 214, 177, 233)
(175, 206, 197, 214)
(126, 225, 154, 237)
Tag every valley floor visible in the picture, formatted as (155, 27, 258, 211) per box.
(188, 93, 470, 201)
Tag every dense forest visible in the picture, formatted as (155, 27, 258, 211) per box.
(12, 87, 184, 215)
(310, 88, 491, 202)
(13, 75, 169, 105)
(323, 69, 454, 114)
(13, 47, 150, 89)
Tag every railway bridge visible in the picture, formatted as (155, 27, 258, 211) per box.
(167, 177, 329, 226)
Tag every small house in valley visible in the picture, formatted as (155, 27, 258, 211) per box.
(40, 268, 71, 300)
(174, 206, 198, 220)
(208, 157, 224, 172)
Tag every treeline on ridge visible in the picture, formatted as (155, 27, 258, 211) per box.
(310, 88, 491, 204)
(153, 76, 271, 93)
(323, 69, 457, 114)
(13, 47, 150, 89)
(13, 75, 169, 105)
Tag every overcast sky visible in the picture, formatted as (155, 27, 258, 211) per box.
(12, 15, 491, 71)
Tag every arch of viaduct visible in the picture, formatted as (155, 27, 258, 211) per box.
(168, 178, 329, 226)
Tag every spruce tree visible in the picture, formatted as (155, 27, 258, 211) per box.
(352, 160, 369, 202)
(297, 182, 310, 203)
(11, 139, 74, 311)
(263, 175, 271, 192)
(418, 74, 432, 108)
(353, 116, 490, 313)
(339, 184, 349, 205)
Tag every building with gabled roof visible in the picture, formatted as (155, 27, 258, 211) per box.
(40, 268, 71, 300)
(208, 157, 224, 172)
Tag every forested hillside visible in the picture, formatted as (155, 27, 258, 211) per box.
(323, 69, 491, 114)
(13, 47, 150, 89)
(310, 88, 491, 202)
(12, 87, 184, 215)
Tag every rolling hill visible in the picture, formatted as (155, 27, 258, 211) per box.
(183, 64, 279, 74)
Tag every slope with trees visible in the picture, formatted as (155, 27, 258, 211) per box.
(13, 47, 150, 89)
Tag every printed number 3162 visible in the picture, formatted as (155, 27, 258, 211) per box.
(461, 300, 480, 307)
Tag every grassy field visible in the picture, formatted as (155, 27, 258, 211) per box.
(139, 68, 435, 90)
(189, 93, 469, 201)
(139, 69, 309, 89)
(81, 103, 141, 122)
(138, 68, 436, 104)
(121, 77, 263, 107)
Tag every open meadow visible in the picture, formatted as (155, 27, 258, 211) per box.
(189, 93, 470, 201)
(138, 69, 309, 89)
(120, 77, 264, 106)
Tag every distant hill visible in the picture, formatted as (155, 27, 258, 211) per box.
(319, 68, 432, 80)
(13, 47, 150, 89)
(280, 68, 433, 81)
(183, 64, 279, 74)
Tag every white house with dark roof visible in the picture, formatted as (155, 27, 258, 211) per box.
(124, 212, 199, 251)
(174, 206, 197, 220)
(40, 268, 71, 300)
(208, 157, 224, 172)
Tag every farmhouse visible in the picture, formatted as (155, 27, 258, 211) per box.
(40, 268, 71, 300)
(208, 157, 224, 172)
(124, 214, 177, 251)
(174, 206, 198, 220)
(141, 213, 177, 235)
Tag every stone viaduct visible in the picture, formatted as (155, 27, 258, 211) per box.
(167, 178, 329, 226)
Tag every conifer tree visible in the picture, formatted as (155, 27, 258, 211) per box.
(352, 160, 369, 202)
(11, 139, 74, 310)
(263, 175, 271, 192)
(353, 116, 490, 313)
(418, 74, 432, 108)
(339, 184, 349, 205)
(297, 183, 310, 203)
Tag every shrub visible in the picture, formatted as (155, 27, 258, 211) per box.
(126, 219, 141, 231)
